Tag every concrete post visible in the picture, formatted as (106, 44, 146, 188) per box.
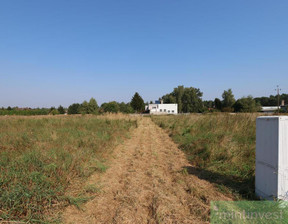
(256, 116, 288, 200)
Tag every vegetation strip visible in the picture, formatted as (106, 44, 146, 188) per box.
(151, 113, 257, 199)
(0, 116, 136, 222)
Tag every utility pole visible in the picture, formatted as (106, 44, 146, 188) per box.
(275, 85, 281, 113)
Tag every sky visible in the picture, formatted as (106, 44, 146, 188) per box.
(0, 0, 287, 108)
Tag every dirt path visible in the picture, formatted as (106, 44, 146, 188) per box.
(63, 117, 232, 224)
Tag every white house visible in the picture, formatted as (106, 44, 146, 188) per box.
(146, 100, 178, 114)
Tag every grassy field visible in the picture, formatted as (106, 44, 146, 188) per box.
(0, 115, 136, 222)
(151, 113, 258, 199)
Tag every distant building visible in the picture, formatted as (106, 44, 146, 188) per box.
(261, 106, 279, 113)
(261, 100, 287, 113)
(145, 100, 178, 114)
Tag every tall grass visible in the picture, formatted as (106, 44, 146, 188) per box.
(0, 116, 136, 222)
(152, 113, 258, 199)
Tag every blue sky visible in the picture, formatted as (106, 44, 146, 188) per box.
(0, 0, 287, 107)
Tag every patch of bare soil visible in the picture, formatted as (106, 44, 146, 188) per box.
(63, 117, 233, 224)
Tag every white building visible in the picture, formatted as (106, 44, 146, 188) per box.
(146, 100, 178, 114)
(261, 101, 287, 113)
(261, 106, 279, 113)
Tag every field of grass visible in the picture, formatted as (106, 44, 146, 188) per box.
(151, 113, 258, 199)
(0, 116, 136, 222)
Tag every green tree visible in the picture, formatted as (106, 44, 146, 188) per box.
(222, 89, 235, 110)
(174, 86, 185, 112)
(162, 94, 176, 104)
(49, 107, 56, 113)
(214, 98, 222, 111)
(80, 100, 89, 114)
(254, 93, 288, 106)
(162, 85, 203, 113)
(68, 103, 81, 114)
(233, 96, 261, 112)
(162, 86, 185, 112)
(79, 98, 99, 114)
(57, 105, 65, 114)
(181, 87, 203, 112)
(130, 92, 145, 113)
(88, 97, 99, 114)
(101, 101, 120, 113)
(119, 102, 134, 114)
(50, 109, 59, 115)
(203, 100, 214, 112)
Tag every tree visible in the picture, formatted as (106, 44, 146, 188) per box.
(80, 100, 89, 114)
(162, 94, 176, 104)
(233, 96, 261, 112)
(101, 101, 120, 113)
(203, 100, 214, 111)
(78, 98, 99, 114)
(119, 102, 134, 114)
(50, 109, 59, 115)
(214, 98, 222, 111)
(58, 105, 65, 114)
(68, 103, 81, 114)
(130, 92, 145, 113)
(162, 85, 203, 113)
(48, 107, 59, 115)
(88, 98, 99, 114)
(222, 89, 235, 109)
(163, 86, 184, 112)
(181, 87, 203, 112)
(254, 94, 288, 106)
(49, 107, 56, 113)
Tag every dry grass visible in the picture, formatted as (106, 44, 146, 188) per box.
(0, 115, 136, 222)
(63, 117, 233, 224)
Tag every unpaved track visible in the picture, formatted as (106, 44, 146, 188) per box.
(63, 117, 232, 224)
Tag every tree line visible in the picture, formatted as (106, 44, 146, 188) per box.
(1, 87, 287, 115)
(162, 85, 287, 113)
(0, 93, 145, 116)
(66, 93, 145, 115)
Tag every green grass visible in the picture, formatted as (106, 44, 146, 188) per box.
(0, 116, 136, 222)
(151, 113, 258, 199)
